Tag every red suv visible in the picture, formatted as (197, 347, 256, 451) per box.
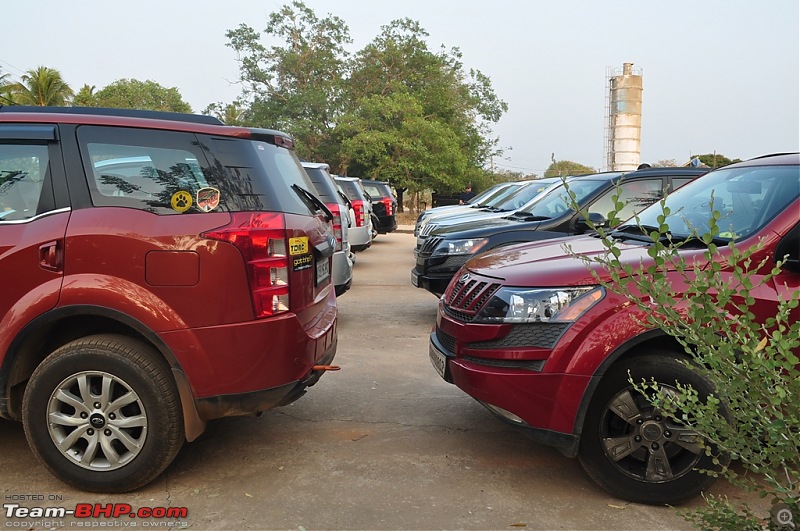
(429, 153, 799, 504)
(0, 106, 338, 492)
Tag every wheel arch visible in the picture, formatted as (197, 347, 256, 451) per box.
(566, 329, 687, 453)
(0, 305, 205, 440)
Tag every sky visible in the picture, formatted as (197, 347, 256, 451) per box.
(3, 1, 798, 175)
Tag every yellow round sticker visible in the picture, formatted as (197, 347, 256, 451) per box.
(170, 191, 193, 213)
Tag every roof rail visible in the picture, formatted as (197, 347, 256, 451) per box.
(0, 105, 224, 126)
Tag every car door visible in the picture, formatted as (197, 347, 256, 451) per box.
(0, 125, 70, 357)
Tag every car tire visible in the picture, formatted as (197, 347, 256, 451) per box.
(22, 334, 184, 492)
(578, 352, 726, 505)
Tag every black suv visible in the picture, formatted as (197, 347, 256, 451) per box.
(0, 106, 338, 492)
(412, 167, 708, 296)
(361, 179, 397, 234)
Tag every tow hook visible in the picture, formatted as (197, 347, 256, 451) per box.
(312, 365, 341, 371)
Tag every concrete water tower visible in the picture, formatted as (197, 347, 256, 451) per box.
(605, 62, 643, 171)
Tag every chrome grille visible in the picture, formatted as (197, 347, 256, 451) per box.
(420, 236, 444, 255)
(444, 276, 500, 321)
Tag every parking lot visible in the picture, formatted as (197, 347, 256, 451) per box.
(1, 230, 760, 530)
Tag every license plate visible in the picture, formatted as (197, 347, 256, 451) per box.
(429, 342, 448, 380)
(411, 271, 419, 287)
(316, 257, 330, 285)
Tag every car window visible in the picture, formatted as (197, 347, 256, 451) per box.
(0, 144, 49, 221)
(672, 177, 695, 190)
(634, 165, 800, 240)
(524, 180, 607, 218)
(589, 178, 663, 223)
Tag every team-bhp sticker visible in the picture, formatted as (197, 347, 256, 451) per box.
(289, 236, 309, 256)
(170, 190, 193, 213)
(196, 187, 221, 212)
(293, 254, 313, 272)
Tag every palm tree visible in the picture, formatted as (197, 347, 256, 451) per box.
(7, 66, 74, 106)
(0, 68, 14, 105)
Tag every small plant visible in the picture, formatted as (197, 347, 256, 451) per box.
(564, 182, 799, 528)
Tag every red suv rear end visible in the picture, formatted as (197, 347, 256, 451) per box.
(0, 106, 338, 492)
(429, 153, 800, 504)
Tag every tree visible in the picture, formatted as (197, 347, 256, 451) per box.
(226, 3, 507, 211)
(203, 101, 249, 126)
(692, 153, 741, 169)
(5, 66, 74, 106)
(340, 17, 506, 206)
(72, 84, 97, 107)
(81, 79, 192, 112)
(226, 0, 351, 161)
(544, 158, 595, 177)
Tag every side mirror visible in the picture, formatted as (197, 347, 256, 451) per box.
(775, 224, 800, 272)
(576, 212, 609, 234)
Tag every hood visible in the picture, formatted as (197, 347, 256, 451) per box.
(431, 215, 540, 238)
(464, 235, 652, 287)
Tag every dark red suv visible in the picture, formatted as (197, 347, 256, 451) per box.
(0, 106, 338, 492)
(429, 153, 799, 504)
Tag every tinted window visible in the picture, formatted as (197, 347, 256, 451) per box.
(0, 144, 51, 221)
(78, 126, 318, 216)
(304, 167, 339, 203)
(589, 178, 663, 222)
(525, 180, 607, 218)
(634, 165, 800, 240)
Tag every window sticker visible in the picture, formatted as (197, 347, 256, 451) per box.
(170, 191, 193, 213)
(289, 236, 309, 256)
(196, 187, 221, 212)
(292, 254, 313, 272)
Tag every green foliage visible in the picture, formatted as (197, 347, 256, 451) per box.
(203, 101, 249, 126)
(692, 153, 742, 168)
(225, 1, 506, 193)
(4, 66, 74, 106)
(544, 159, 595, 177)
(226, 0, 351, 161)
(565, 183, 799, 528)
(79, 79, 192, 112)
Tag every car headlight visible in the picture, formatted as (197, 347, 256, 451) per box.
(432, 238, 489, 257)
(473, 286, 604, 323)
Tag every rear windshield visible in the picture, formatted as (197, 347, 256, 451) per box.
(304, 167, 339, 204)
(362, 181, 392, 199)
(77, 125, 317, 216)
(337, 179, 365, 202)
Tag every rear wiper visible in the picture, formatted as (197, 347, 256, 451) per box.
(292, 184, 333, 222)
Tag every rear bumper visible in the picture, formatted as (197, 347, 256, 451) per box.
(375, 215, 397, 234)
(194, 340, 337, 420)
(332, 250, 353, 291)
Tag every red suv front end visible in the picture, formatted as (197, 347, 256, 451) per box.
(430, 153, 800, 504)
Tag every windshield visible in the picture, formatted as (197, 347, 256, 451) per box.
(627, 164, 800, 240)
(521, 180, 607, 218)
(493, 179, 560, 211)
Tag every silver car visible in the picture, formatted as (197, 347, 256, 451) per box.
(335, 176, 374, 252)
(302, 162, 354, 296)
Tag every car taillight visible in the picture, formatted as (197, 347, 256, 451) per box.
(381, 197, 393, 216)
(202, 212, 290, 318)
(352, 200, 366, 227)
(327, 202, 343, 251)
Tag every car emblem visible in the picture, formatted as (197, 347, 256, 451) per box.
(460, 273, 471, 284)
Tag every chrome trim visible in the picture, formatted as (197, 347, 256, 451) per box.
(0, 207, 71, 224)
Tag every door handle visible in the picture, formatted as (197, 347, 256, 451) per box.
(39, 240, 62, 272)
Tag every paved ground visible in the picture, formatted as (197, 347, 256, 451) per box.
(0, 229, 761, 530)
